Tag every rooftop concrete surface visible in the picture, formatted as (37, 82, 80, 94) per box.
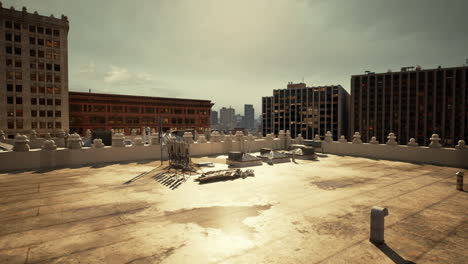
(0, 154, 467, 263)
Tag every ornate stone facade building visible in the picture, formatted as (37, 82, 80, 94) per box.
(351, 66, 468, 146)
(262, 82, 350, 140)
(69, 92, 213, 135)
(0, 3, 69, 138)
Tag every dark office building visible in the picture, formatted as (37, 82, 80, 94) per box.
(262, 82, 350, 140)
(244, 104, 255, 130)
(350, 65, 468, 146)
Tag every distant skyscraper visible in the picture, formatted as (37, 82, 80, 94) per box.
(219, 107, 235, 130)
(244, 104, 255, 130)
(210, 110, 218, 126)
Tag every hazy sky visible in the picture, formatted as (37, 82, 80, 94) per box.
(5, 0, 468, 115)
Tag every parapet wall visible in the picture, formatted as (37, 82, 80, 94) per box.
(0, 130, 466, 172)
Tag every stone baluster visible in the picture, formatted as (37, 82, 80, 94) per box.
(92, 138, 105, 148)
(407, 138, 418, 147)
(324, 131, 333, 142)
(386, 133, 397, 146)
(352, 132, 362, 144)
(338, 135, 347, 143)
(296, 134, 304, 144)
(13, 134, 30, 152)
(0, 130, 5, 141)
(183, 132, 194, 144)
(133, 136, 144, 146)
(55, 129, 66, 147)
(455, 140, 466, 150)
(314, 134, 321, 142)
(369, 136, 379, 144)
(151, 132, 160, 145)
(67, 133, 83, 149)
(112, 133, 126, 147)
(235, 131, 245, 142)
(247, 132, 254, 141)
(429, 134, 442, 148)
(197, 135, 207, 143)
(42, 139, 57, 150)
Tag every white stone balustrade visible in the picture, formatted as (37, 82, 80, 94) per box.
(386, 133, 397, 146)
(42, 139, 57, 150)
(407, 138, 418, 147)
(314, 134, 321, 142)
(324, 131, 333, 142)
(67, 133, 83, 149)
(352, 132, 362, 144)
(197, 135, 207, 143)
(338, 135, 347, 143)
(92, 138, 105, 148)
(183, 132, 194, 144)
(369, 136, 379, 144)
(13, 134, 30, 152)
(150, 133, 160, 145)
(429, 134, 442, 148)
(112, 133, 126, 147)
(0, 130, 5, 141)
(455, 140, 466, 150)
(133, 137, 144, 146)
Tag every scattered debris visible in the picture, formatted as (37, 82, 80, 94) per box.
(195, 169, 255, 184)
(195, 162, 215, 167)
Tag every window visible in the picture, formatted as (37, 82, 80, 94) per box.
(38, 38, 44, 46)
(39, 98, 45, 105)
(30, 49, 36, 57)
(14, 59, 21, 68)
(14, 34, 21, 42)
(53, 29, 60, 36)
(54, 75, 61, 83)
(38, 62, 44, 70)
(46, 74, 52, 82)
(40, 122, 46, 129)
(16, 110, 23, 117)
(31, 85, 37, 93)
(6, 58, 12, 67)
(46, 40, 52, 47)
(6, 71, 14, 80)
(45, 28, 52, 35)
(5, 21, 12, 28)
(47, 99, 53, 106)
(46, 50, 52, 59)
(46, 63, 52, 71)
(53, 41, 60, 48)
(47, 86, 53, 94)
(30, 62, 36, 69)
(29, 37, 35, 45)
(7, 84, 13, 92)
(55, 99, 61, 105)
(31, 98, 37, 105)
(32, 122, 37, 129)
(55, 111, 61, 117)
(14, 23, 21, 30)
(54, 86, 61, 94)
(16, 119, 23, 129)
(37, 27, 44, 34)
(14, 47, 21, 55)
(6, 46, 12, 54)
(30, 72, 37, 81)
(70, 104, 81, 112)
(129, 107, 140, 113)
(8, 120, 14, 129)
(55, 122, 61, 128)
(47, 110, 53, 117)
(93, 105, 105, 112)
(29, 25, 36, 32)
(15, 72, 22, 80)
(38, 73, 45, 82)
(39, 85, 45, 93)
(53, 50, 60, 60)
(145, 107, 155, 113)
(31, 110, 37, 117)
(16, 97, 23, 104)
(15, 85, 22, 92)
(54, 64, 60, 71)
(38, 50, 44, 58)
(39, 110, 45, 117)
(5, 32, 12, 41)
(7, 110, 14, 116)
(47, 122, 53, 129)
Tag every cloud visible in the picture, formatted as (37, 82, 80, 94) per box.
(104, 65, 153, 85)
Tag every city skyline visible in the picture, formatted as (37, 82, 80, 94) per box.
(2, 0, 467, 113)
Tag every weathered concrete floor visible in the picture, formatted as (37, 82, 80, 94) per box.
(0, 154, 467, 263)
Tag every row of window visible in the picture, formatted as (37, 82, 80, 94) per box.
(7, 120, 62, 129)
(70, 104, 208, 115)
(6, 97, 61, 106)
(6, 59, 61, 71)
(6, 110, 61, 117)
(4, 21, 60, 36)
(5, 71, 61, 83)
(5, 84, 62, 94)
(5, 46, 61, 59)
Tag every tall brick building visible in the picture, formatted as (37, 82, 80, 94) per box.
(351, 66, 468, 146)
(0, 3, 69, 138)
(69, 92, 213, 135)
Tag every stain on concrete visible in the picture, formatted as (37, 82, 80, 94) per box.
(310, 177, 372, 190)
(164, 205, 272, 238)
